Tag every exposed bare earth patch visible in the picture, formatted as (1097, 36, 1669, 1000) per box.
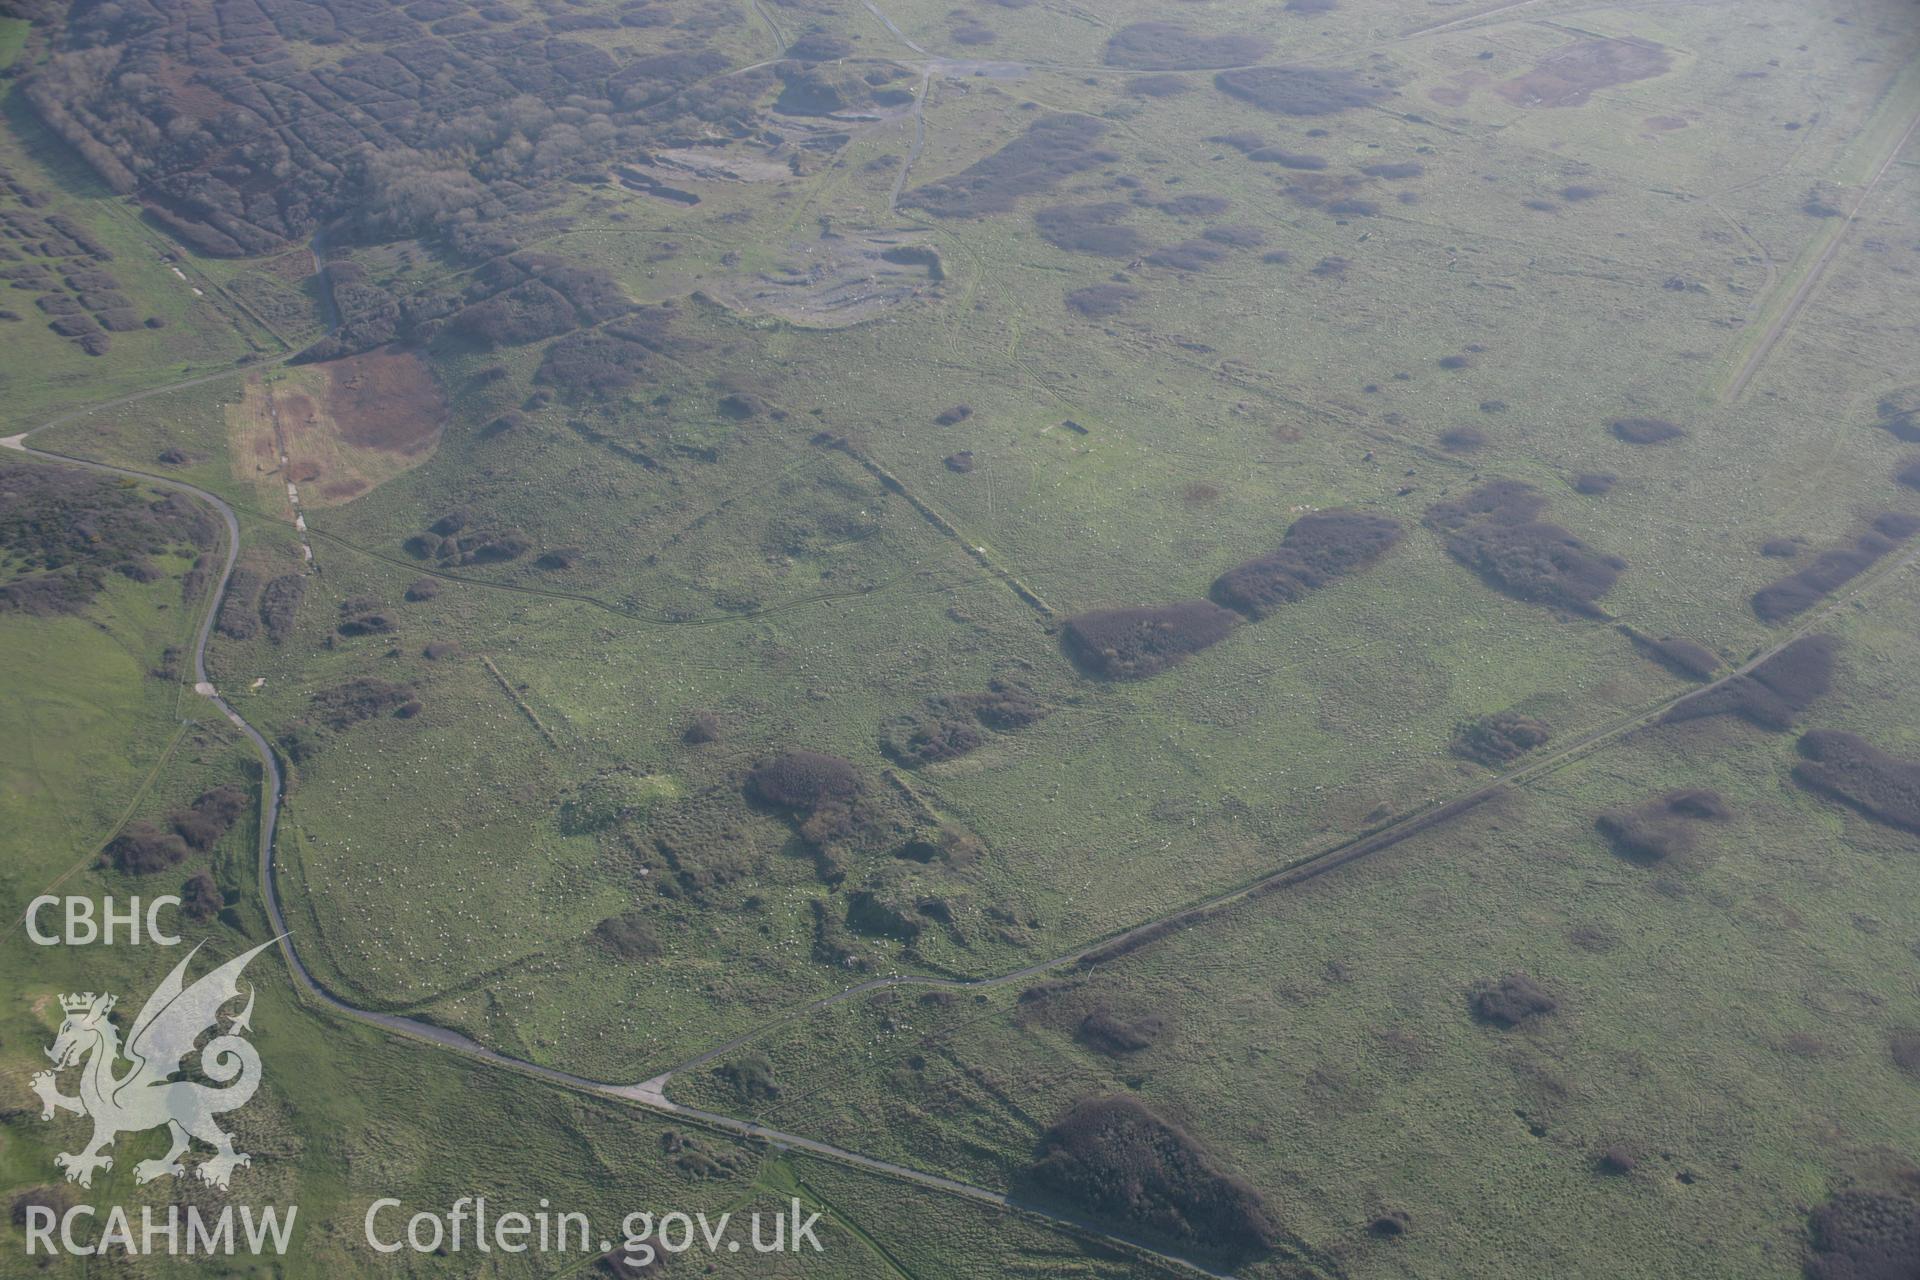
(1493, 38, 1670, 108)
(635, 146, 797, 185)
(707, 231, 944, 327)
(228, 347, 445, 509)
(326, 347, 445, 455)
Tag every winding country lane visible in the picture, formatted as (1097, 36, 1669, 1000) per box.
(4, 394, 1237, 1279)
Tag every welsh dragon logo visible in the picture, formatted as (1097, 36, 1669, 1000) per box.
(31, 939, 276, 1190)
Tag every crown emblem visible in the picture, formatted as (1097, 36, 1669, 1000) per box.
(35, 940, 277, 1192)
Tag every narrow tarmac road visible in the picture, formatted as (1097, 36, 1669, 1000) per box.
(5, 401, 1235, 1279)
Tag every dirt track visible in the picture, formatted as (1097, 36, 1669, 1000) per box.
(1723, 101, 1920, 402)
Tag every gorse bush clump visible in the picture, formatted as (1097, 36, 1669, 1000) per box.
(535, 328, 653, 399)
(309, 678, 422, 730)
(1062, 602, 1241, 680)
(1426, 481, 1625, 616)
(1793, 730, 1920, 835)
(1468, 973, 1557, 1028)
(1752, 516, 1917, 622)
(1610, 417, 1685, 445)
(1077, 1006, 1164, 1056)
(1104, 23, 1271, 70)
(0, 468, 213, 616)
(1662, 635, 1836, 731)
(1804, 1191, 1920, 1280)
(746, 750, 885, 871)
(1065, 283, 1139, 316)
(593, 911, 661, 959)
(880, 707, 982, 766)
(1029, 1095, 1283, 1259)
(1596, 788, 1731, 863)
(901, 115, 1114, 217)
(258, 574, 306, 643)
(747, 751, 862, 810)
(1216, 133, 1331, 169)
(1067, 512, 1399, 682)
(1145, 239, 1228, 272)
(1033, 203, 1142, 257)
(103, 784, 249, 875)
(180, 869, 222, 923)
(1451, 711, 1550, 766)
(1211, 510, 1402, 619)
(1156, 194, 1232, 218)
(1618, 625, 1719, 679)
(172, 785, 248, 851)
(103, 822, 191, 875)
(1643, 635, 1718, 679)
(880, 679, 1048, 766)
(1878, 389, 1920, 442)
(404, 507, 531, 566)
(1215, 66, 1384, 115)
(716, 1052, 780, 1102)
